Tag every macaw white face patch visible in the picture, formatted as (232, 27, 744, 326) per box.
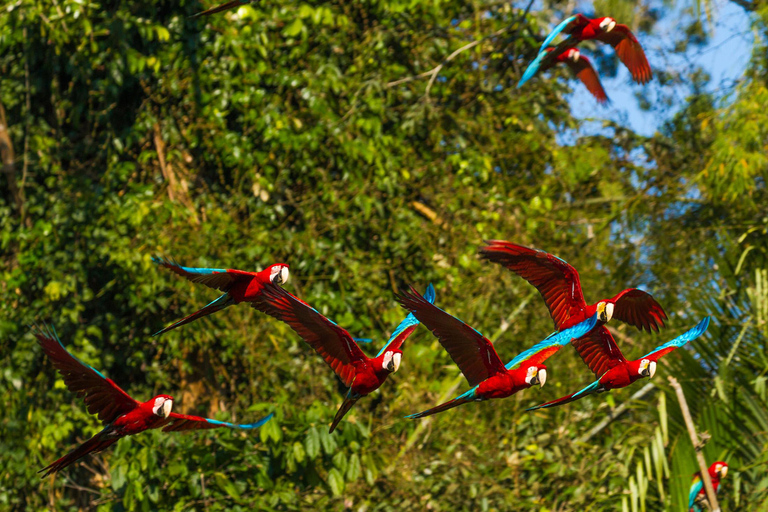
(599, 17, 616, 32)
(571, 49, 581, 62)
(270, 265, 289, 285)
(524, 367, 546, 387)
(153, 397, 173, 418)
(382, 351, 394, 371)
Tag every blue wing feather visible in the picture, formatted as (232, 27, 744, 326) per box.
(505, 314, 598, 370)
(538, 15, 578, 53)
(204, 412, 274, 429)
(39, 324, 109, 380)
(640, 317, 710, 359)
(377, 283, 436, 357)
(688, 478, 703, 509)
(517, 51, 548, 88)
(152, 256, 226, 275)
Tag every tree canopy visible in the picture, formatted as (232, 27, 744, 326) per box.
(2, 0, 768, 510)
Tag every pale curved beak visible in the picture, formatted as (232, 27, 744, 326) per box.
(281, 266, 289, 284)
(392, 353, 402, 372)
(721, 466, 728, 478)
(537, 369, 547, 388)
(572, 50, 580, 62)
(648, 361, 657, 379)
(162, 400, 173, 418)
(608, 21, 616, 32)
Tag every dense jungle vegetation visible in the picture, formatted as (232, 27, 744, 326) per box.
(2, 0, 768, 510)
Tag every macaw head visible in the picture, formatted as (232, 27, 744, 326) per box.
(711, 462, 728, 480)
(598, 17, 616, 33)
(596, 301, 615, 323)
(637, 358, 657, 379)
(525, 365, 547, 388)
(565, 48, 581, 62)
(152, 395, 174, 418)
(268, 264, 290, 285)
(381, 349, 403, 373)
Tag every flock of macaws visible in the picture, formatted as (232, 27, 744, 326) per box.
(37, 240, 717, 505)
(32, 8, 727, 511)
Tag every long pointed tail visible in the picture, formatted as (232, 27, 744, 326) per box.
(329, 395, 360, 434)
(406, 397, 473, 420)
(191, 0, 247, 17)
(153, 293, 234, 336)
(39, 431, 118, 478)
(526, 380, 603, 412)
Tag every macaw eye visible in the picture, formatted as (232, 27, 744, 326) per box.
(392, 353, 402, 372)
(382, 351, 393, 370)
(153, 397, 169, 416)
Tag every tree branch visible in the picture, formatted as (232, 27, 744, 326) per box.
(668, 376, 721, 512)
(578, 382, 656, 443)
(0, 100, 25, 221)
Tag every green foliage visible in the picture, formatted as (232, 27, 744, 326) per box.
(1, 0, 767, 511)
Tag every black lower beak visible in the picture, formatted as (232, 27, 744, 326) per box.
(329, 395, 360, 434)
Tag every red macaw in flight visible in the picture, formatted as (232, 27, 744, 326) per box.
(251, 282, 436, 433)
(33, 325, 273, 477)
(152, 257, 289, 336)
(396, 286, 598, 418)
(519, 14, 652, 88)
(527, 48, 609, 103)
(542, 15, 652, 84)
(527, 317, 710, 410)
(689, 461, 728, 511)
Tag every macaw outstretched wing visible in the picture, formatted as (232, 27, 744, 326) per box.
(161, 412, 274, 432)
(153, 257, 243, 292)
(595, 25, 652, 84)
(608, 288, 667, 333)
(377, 283, 436, 356)
(33, 324, 139, 425)
(397, 286, 506, 388)
(251, 283, 366, 387)
(479, 240, 587, 330)
(505, 314, 598, 370)
(518, 51, 551, 88)
(563, 53, 609, 104)
(640, 317, 710, 362)
(571, 325, 628, 379)
(537, 15, 582, 53)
